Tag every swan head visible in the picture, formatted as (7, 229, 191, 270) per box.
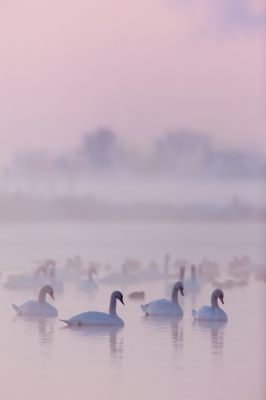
(213, 288, 224, 304)
(174, 281, 184, 296)
(43, 285, 55, 300)
(114, 291, 124, 305)
(89, 267, 97, 275)
(179, 265, 185, 280)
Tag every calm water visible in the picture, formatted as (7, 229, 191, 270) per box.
(0, 222, 265, 400)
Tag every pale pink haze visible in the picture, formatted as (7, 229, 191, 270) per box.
(0, 0, 265, 164)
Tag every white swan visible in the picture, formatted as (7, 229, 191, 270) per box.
(192, 288, 228, 321)
(100, 263, 139, 284)
(60, 290, 124, 326)
(12, 285, 58, 317)
(184, 264, 200, 293)
(78, 267, 98, 291)
(4, 263, 48, 289)
(141, 281, 184, 316)
(47, 261, 64, 292)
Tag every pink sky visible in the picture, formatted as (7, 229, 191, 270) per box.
(0, 0, 265, 165)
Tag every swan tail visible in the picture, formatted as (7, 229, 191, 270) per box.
(59, 319, 82, 326)
(141, 304, 148, 315)
(59, 319, 71, 325)
(12, 304, 22, 315)
(191, 309, 197, 318)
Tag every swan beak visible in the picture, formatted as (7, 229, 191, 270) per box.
(120, 298, 124, 305)
(180, 288, 184, 296)
(50, 293, 55, 300)
(219, 295, 224, 304)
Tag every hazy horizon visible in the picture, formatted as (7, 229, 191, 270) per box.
(0, 0, 265, 166)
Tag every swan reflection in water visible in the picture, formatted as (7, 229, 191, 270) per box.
(193, 320, 227, 368)
(141, 316, 183, 370)
(37, 317, 55, 354)
(171, 318, 184, 371)
(13, 315, 55, 355)
(61, 325, 124, 366)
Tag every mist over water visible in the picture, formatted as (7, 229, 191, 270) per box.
(0, 130, 265, 222)
(0, 135, 265, 400)
(1, 0, 265, 398)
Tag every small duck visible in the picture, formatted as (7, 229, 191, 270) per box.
(128, 291, 145, 300)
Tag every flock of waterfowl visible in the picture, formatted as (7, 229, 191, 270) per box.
(6, 253, 264, 326)
(11, 282, 227, 325)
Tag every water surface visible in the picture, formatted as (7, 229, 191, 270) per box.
(0, 222, 265, 400)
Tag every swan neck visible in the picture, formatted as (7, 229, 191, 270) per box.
(171, 286, 179, 305)
(38, 287, 47, 305)
(34, 267, 41, 280)
(211, 293, 219, 309)
(109, 293, 117, 316)
(88, 270, 93, 281)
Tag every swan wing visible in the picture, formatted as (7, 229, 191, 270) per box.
(142, 299, 173, 315)
(194, 306, 215, 320)
(60, 311, 122, 326)
(17, 300, 58, 316)
(215, 308, 228, 321)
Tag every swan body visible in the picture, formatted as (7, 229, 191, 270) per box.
(78, 267, 98, 291)
(137, 269, 163, 282)
(47, 262, 64, 292)
(5, 275, 43, 289)
(100, 272, 138, 285)
(141, 281, 184, 316)
(60, 290, 124, 326)
(78, 280, 98, 291)
(184, 265, 200, 293)
(192, 288, 227, 321)
(47, 279, 64, 293)
(5, 263, 51, 289)
(56, 269, 79, 281)
(12, 285, 58, 317)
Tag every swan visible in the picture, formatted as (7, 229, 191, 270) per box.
(99, 261, 140, 284)
(99, 271, 139, 284)
(47, 261, 64, 292)
(165, 265, 186, 294)
(60, 290, 124, 326)
(12, 285, 58, 317)
(191, 288, 228, 321)
(141, 281, 184, 316)
(78, 267, 98, 291)
(184, 264, 200, 293)
(4, 263, 48, 289)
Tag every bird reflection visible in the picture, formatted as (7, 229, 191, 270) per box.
(108, 327, 123, 367)
(141, 315, 183, 370)
(171, 318, 183, 371)
(61, 325, 123, 366)
(193, 320, 226, 368)
(37, 317, 54, 355)
(13, 315, 55, 355)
